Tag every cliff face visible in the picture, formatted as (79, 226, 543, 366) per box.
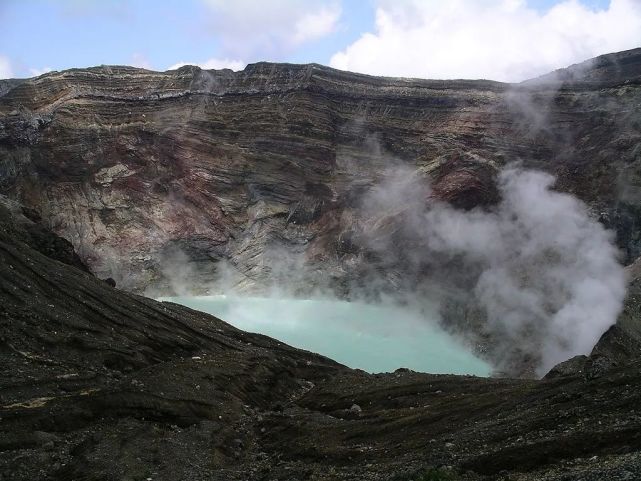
(1, 199, 640, 480)
(1, 50, 640, 296)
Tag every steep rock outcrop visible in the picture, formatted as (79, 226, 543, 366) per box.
(0, 195, 88, 271)
(0, 50, 640, 295)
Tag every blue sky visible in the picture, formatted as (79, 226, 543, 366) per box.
(1, 0, 638, 82)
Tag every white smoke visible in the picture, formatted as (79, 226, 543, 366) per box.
(366, 165, 626, 375)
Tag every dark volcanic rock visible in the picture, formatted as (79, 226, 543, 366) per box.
(429, 159, 500, 210)
(524, 48, 641, 87)
(0, 195, 88, 271)
(0, 201, 641, 480)
(544, 354, 590, 379)
(0, 78, 25, 97)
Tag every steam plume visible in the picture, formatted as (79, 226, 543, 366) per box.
(362, 165, 626, 375)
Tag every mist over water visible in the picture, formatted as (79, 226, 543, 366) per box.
(156, 164, 626, 377)
(358, 166, 627, 375)
(437, 168, 626, 374)
(161, 295, 492, 376)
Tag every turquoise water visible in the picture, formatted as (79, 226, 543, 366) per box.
(161, 295, 491, 376)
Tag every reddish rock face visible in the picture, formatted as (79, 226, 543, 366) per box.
(0, 50, 640, 298)
(429, 158, 500, 210)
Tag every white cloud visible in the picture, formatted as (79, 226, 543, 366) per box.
(29, 66, 53, 77)
(292, 5, 343, 44)
(330, 0, 641, 82)
(168, 58, 246, 71)
(202, 0, 341, 59)
(0, 55, 13, 79)
(131, 53, 152, 70)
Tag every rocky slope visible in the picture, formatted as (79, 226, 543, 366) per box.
(1, 49, 640, 297)
(1, 198, 641, 480)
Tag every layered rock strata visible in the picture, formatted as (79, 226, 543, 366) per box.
(0, 50, 640, 295)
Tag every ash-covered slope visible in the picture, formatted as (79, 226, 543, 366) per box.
(1, 199, 641, 480)
(0, 49, 640, 295)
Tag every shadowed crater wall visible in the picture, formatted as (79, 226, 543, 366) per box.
(1, 48, 641, 376)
